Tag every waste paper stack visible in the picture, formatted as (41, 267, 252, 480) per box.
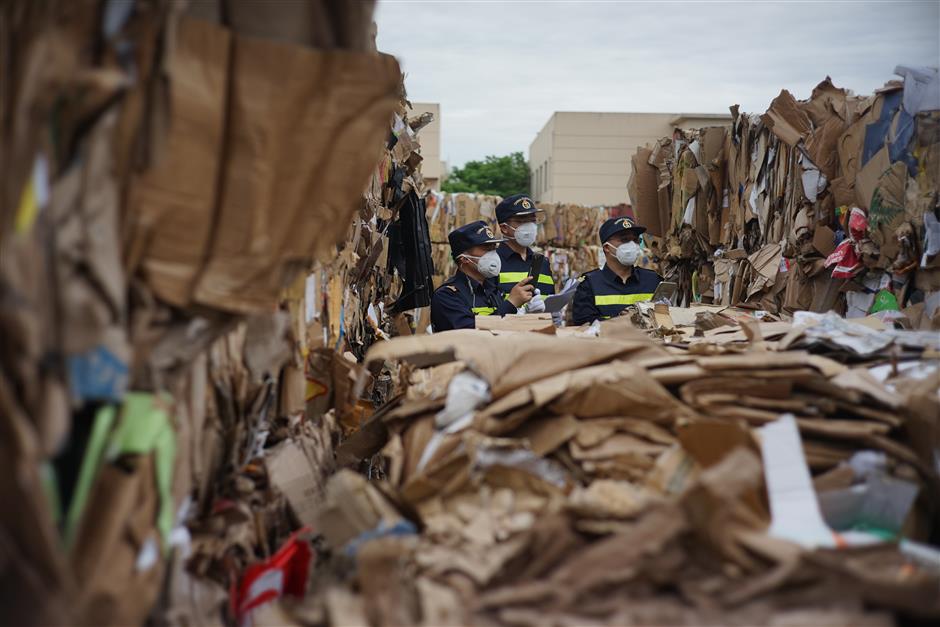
(538, 201, 609, 285)
(2, 1, 938, 624)
(285, 314, 939, 625)
(0, 1, 434, 624)
(427, 192, 503, 285)
(629, 71, 940, 326)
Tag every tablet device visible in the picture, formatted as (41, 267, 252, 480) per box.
(652, 281, 678, 305)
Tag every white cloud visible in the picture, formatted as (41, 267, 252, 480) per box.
(376, 0, 940, 166)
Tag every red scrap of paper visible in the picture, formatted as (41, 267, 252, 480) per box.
(231, 528, 314, 622)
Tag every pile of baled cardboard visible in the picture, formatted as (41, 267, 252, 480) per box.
(3, 1, 938, 625)
(628, 72, 940, 326)
(0, 1, 436, 624)
(257, 316, 939, 625)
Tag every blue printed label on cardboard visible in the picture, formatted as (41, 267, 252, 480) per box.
(68, 345, 128, 402)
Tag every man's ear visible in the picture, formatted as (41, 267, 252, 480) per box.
(498, 223, 513, 237)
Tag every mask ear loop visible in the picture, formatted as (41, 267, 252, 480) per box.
(457, 254, 473, 277)
(454, 256, 478, 308)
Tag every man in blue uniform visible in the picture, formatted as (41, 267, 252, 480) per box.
(430, 221, 535, 332)
(571, 213, 662, 325)
(494, 195, 556, 313)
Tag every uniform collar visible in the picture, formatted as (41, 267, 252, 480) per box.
(602, 263, 638, 285)
(455, 269, 487, 291)
(498, 241, 530, 261)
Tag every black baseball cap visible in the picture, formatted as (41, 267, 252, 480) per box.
(599, 214, 647, 244)
(448, 220, 506, 258)
(495, 194, 541, 223)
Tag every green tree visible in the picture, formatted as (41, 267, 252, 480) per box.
(441, 152, 529, 196)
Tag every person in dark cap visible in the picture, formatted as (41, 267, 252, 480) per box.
(571, 211, 662, 326)
(430, 221, 535, 332)
(493, 194, 556, 313)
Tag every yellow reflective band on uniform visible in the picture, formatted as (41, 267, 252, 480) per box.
(471, 306, 496, 315)
(498, 271, 554, 286)
(594, 293, 654, 305)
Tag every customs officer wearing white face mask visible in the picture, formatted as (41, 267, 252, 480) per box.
(493, 194, 556, 314)
(571, 213, 662, 326)
(430, 221, 535, 332)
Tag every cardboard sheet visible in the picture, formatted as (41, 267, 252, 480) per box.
(125, 17, 231, 307)
(193, 42, 401, 312)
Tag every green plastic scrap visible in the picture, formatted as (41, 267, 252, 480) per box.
(851, 523, 897, 542)
(869, 289, 899, 314)
(64, 393, 176, 554)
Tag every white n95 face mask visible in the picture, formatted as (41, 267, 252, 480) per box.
(510, 222, 538, 247)
(608, 241, 641, 266)
(463, 250, 502, 278)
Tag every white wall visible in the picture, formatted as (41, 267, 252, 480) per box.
(411, 102, 442, 189)
(529, 111, 731, 206)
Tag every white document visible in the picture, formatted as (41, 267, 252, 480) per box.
(541, 279, 579, 313)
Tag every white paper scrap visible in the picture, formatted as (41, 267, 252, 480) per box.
(760, 414, 835, 548)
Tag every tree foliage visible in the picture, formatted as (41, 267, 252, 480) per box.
(441, 152, 529, 196)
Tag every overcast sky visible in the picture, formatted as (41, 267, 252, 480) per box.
(375, 0, 940, 167)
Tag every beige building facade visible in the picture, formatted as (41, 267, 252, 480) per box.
(411, 102, 443, 190)
(529, 112, 732, 207)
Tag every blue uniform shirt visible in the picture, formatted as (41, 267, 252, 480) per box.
(494, 243, 556, 296)
(571, 265, 662, 325)
(431, 270, 518, 332)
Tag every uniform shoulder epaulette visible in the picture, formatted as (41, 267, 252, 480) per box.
(439, 276, 458, 289)
(434, 280, 458, 294)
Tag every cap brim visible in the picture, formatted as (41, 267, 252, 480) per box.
(602, 225, 647, 242)
(497, 209, 542, 222)
(482, 237, 508, 244)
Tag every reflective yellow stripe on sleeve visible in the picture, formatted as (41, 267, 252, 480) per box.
(594, 293, 654, 305)
(471, 306, 496, 316)
(498, 271, 555, 286)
